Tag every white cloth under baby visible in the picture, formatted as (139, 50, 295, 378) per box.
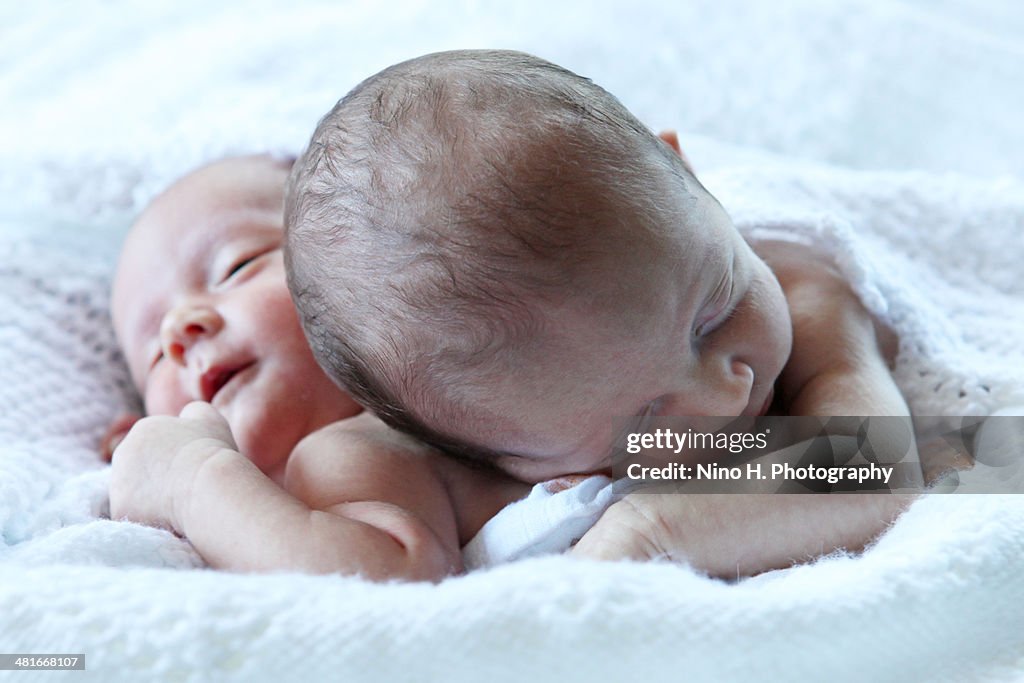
(462, 474, 615, 570)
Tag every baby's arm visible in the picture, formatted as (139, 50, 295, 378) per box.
(763, 239, 909, 421)
(575, 243, 917, 577)
(109, 403, 460, 581)
(572, 492, 908, 577)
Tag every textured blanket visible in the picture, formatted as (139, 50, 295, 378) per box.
(2, 2, 1023, 681)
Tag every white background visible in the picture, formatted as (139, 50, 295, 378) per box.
(2, 0, 1021, 201)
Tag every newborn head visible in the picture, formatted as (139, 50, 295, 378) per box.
(286, 50, 791, 482)
(112, 156, 362, 480)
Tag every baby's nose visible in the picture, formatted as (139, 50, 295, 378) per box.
(701, 360, 754, 416)
(159, 302, 223, 366)
(659, 361, 754, 418)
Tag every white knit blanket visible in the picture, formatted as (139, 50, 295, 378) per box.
(2, 2, 1023, 681)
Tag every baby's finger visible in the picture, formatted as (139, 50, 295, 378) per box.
(179, 400, 225, 422)
(178, 401, 236, 444)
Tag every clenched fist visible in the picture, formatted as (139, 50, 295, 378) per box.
(109, 401, 239, 534)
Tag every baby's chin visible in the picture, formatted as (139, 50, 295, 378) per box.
(228, 411, 294, 480)
(237, 435, 290, 484)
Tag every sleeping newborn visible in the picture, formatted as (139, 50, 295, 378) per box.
(107, 154, 529, 581)
(284, 49, 921, 575)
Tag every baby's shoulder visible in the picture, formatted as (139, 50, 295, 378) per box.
(752, 239, 844, 295)
(753, 243, 905, 415)
(298, 412, 437, 457)
(756, 240, 897, 362)
(284, 413, 445, 509)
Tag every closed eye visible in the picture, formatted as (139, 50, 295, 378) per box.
(224, 255, 258, 280)
(220, 247, 280, 285)
(700, 304, 738, 339)
(694, 272, 734, 338)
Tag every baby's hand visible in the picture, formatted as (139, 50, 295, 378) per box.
(574, 491, 912, 578)
(571, 495, 670, 564)
(109, 401, 238, 533)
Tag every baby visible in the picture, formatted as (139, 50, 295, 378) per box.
(284, 50, 918, 576)
(107, 155, 530, 581)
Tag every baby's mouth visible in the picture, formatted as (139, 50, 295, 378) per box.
(200, 362, 256, 404)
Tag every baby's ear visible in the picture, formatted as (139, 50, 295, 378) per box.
(100, 412, 142, 462)
(657, 130, 695, 175)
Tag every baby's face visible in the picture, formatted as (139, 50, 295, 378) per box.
(112, 157, 362, 480)
(442, 190, 793, 483)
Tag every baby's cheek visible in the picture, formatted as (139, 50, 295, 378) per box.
(256, 280, 300, 327)
(753, 272, 793, 365)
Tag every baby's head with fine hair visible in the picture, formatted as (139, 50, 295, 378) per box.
(285, 49, 792, 482)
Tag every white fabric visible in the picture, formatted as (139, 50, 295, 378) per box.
(2, 2, 1024, 681)
(463, 476, 616, 570)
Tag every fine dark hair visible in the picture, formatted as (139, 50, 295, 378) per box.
(285, 49, 695, 463)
